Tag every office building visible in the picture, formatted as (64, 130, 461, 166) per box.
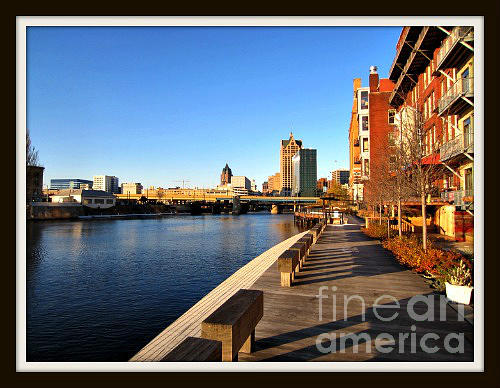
(50, 178, 93, 190)
(121, 182, 143, 195)
(93, 175, 119, 194)
(220, 163, 232, 186)
(280, 133, 302, 196)
(332, 169, 350, 185)
(292, 148, 317, 197)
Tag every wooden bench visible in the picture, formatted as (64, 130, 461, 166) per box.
(277, 249, 300, 287)
(298, 234, 313, 255)
(161, 337, 222, 362)
(289, 241, 307, 269)
(310, 227, 320, 241)
(201, 289, 263, 361)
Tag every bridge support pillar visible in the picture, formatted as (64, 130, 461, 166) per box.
(271, 205, 282, 215)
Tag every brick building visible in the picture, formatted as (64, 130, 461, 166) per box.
(267, 172, 281, 195)
(348, 67, 394, 204)
(220, 163, 232, 186)
(388, 26, 474, 241)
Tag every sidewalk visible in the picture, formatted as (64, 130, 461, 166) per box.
(428, 233, 474, 258)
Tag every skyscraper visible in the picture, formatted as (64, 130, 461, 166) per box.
(220, 163, 232, 186)
(292, 148, 317, 197)
(280, 132, 302, 196)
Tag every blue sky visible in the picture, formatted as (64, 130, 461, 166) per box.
(27, 26, 401, 190)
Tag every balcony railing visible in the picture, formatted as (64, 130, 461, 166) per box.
(441, 189, 473, 207)
(439, 129, 474, 161)
(437, 27, 474, 69)
(438, 77, 474, 114)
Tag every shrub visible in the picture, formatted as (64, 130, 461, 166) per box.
(362, 223, 397, 240)
(382, 236, 473, 290)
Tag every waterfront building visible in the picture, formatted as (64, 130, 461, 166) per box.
(317, 178, 328, 195)
(121, 182, 143, 195)
(262, 181, 269, 194)
(332, 169, 350, 185)
(49, 178, 93, 190)
(51, 189, 116, 209)
(220, 163, 232, 186)
(231, 176, 251, 196)
(280, 133, 302, 196)
(27, 166, 44, 202)
(348, 78, 363, 201)
(291, 148, 317, 197)
(388, 26, 474, 241)
(267, 172, 281, 195)
(348, 67, 395, 203)
(93, 175, 120, 194)
(251, 179, 257, 193)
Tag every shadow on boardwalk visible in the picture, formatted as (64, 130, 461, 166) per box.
(240, 217, 473, 362)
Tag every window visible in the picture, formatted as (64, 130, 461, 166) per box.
(362, 138, 369, 152)
(463, 116, 473, 148)
(361, 116, 369, 131)
(94, 198, 104, 204)
(464, 168, 473, 195)
(106, 199, 114, 204)
(360, 91, 368, 110)
(388, 109, 395, 124)
(363, 159, 370, 176)
(83, 199, 93, 205)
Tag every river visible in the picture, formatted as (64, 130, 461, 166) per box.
(26, 213, 304, 361)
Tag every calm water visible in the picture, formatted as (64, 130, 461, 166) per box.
(26, 213, 303, 361)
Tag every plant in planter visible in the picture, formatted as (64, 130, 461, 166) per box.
(445, 260, 473, 305)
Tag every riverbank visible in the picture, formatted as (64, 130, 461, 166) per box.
(27, 213, 305, 361)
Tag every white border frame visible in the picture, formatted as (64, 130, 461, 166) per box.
(17, 15, 484, 372)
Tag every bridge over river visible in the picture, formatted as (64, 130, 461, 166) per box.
(115, 193, 321, 215)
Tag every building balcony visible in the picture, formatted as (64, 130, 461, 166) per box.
(437, 77, 474, 116)
(354, 138, 360, 147)
(441, 189, 473, 208)
(436, 26, 474, 71)
(440, 130, 474, 161)
(353, 156, 361, 164)
(388, 27, 448, 108)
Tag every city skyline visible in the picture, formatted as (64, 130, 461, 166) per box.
(27, 26, 401, 189)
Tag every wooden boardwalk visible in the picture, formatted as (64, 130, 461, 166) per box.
(239, 216, 474, 361)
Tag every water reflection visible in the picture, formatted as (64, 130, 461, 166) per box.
(26, 213, 303, 361)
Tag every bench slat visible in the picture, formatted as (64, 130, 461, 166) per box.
(161, 337, 222, 362)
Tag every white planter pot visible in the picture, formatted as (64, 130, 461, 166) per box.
(445, 282, 473, 305)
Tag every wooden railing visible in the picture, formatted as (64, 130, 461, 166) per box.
(365, 216, 415, 233)
(389, 218, 415, 233)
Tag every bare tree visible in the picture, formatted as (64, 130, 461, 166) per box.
(26, 129, 40, 167)
(395, 104, 443, 250)
(382, 130, 413, 237)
